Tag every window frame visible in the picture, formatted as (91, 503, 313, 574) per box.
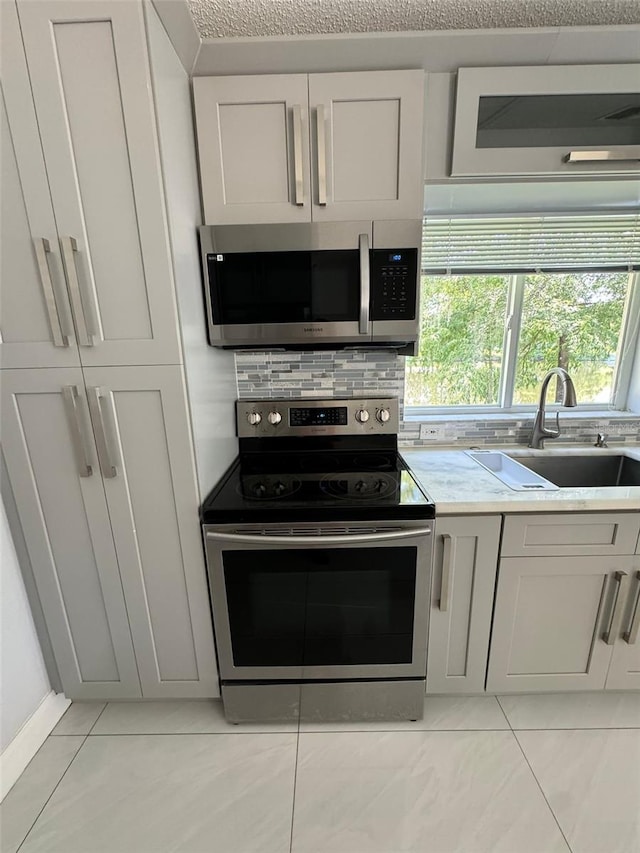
(405, 270, 640, 417)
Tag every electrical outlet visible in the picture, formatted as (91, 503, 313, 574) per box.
(420, 424, 446, 441)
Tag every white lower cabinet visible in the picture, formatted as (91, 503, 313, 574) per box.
(426, 516, 501, 694)
(605, 568, 640, 690)
(1, 366, 219, 700)
(486, 555, 640, 693)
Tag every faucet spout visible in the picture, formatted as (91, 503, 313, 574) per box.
(528, 367, 578, 449)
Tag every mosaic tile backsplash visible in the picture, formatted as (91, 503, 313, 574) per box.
(234, 351, 640, 447)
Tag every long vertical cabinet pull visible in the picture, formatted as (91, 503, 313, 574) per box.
(59, 236, 99, 347)
(292, 104, 305, 206)
(358, 233, 370, 335)
(439, 533, 454, 611)
(316, 104, 328, 205)
(34, 238, 69, 347)
(623, 571, 640, 645)
(603, 570, 630, 644)
(62, 385, 92, 477)
(87, 386, 118, 478)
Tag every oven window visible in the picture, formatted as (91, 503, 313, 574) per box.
(209, 250, 360, 325)
(223, 547, 416, 667)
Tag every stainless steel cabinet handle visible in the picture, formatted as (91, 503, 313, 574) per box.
(564, 149, 640, 163)
(358, 233, 370, 335)
(207, 527, 431, 546)
(439, 533, 454, 612)
(316, 104, 327, 205)
(292, 104, 305, 206)
(87, 386, 117, 478)
(62, 385, 92, 477)
(623, 571, 640, 645)
(60, 236, 99, 347)
(603, 570, 630, 645)
(34, 238, 69, 347)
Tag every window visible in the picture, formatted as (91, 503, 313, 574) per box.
(406, 215, 640, 413)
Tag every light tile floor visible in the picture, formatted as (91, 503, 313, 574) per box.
(1, 693, 638, 853)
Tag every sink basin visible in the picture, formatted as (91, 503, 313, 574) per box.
(513, 454, 640, 488)
(466, 451, 558, 491)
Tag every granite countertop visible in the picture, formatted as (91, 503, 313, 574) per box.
(401, 445, 640, 515)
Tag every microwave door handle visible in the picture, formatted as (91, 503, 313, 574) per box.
(359, 233, 370, 335)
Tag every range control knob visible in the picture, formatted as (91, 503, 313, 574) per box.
(355, 480, 368, 493)
(376, 408, 391, 424)
(247, 411, 262, 426)
(273, 481, 287, 496)
(267, 411, 282, 426)
(253, 483, 267, 498)
(355, 408, 370, 424)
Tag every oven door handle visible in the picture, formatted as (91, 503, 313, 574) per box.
(206, 527, 432, 546)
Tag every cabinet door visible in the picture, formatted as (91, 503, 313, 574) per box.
(426, 516, 501, 694)
(17, 0, 181, 366)
(1, 369, 141, 699)
(0, 3, 77, 369)
(193, 74, 311, 225)
(606, 566, 640, 690)
(452, 64, 640, 178)
(309, 70, 424, 221)
(83, 365, 219, 697)
(486, 556, 630, 693)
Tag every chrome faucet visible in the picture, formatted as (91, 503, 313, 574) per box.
(528, 368, 578, 449)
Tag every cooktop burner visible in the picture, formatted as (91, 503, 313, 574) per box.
(201, 398, 435, 524)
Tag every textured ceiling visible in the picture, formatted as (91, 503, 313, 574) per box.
(188, 0, 640, 38)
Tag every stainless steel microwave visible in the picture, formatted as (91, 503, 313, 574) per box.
(198, 220, 421, 353)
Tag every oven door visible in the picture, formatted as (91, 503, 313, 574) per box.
(204, 521, 432, 682)
(199, 222, 373, 348)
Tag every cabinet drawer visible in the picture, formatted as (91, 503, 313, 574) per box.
(502, 513, 640, 557)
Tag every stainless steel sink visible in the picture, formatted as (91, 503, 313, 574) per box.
(513, 454, 640, 488)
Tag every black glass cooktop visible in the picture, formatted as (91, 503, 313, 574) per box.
(201, 447, 434, 524)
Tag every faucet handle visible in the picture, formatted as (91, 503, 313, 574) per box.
(547, 411, 561, 438)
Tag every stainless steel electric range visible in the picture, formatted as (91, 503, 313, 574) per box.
(201, 397, 435, 723)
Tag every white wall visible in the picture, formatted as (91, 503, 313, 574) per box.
(0, 497, 50, 752)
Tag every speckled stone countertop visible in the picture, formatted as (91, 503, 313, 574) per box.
(401, 446, 640, 515)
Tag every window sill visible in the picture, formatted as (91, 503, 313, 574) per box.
(403, 409, 639, 425)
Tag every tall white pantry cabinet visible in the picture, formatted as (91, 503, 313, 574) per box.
(1, 0, 221, 698)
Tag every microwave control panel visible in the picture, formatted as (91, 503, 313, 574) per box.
(370, 248, 418, 321)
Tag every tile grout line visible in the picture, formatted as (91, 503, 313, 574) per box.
(495, 695, 513, 731)
(15, 732, 90, 853)
(511, 730, 575, 853)
(87, 703, 109, 736)
(288, 721, 301, 853)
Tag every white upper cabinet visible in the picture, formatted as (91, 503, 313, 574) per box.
(1, 2, 78, 369)
(13, 0, 181, 366)
(308, 71, 425, 221)
(452, 64, 640, 178)
(193, 70, 425, 224)
(193, 74, 311, 225)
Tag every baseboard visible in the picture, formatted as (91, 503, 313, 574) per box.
(0, 691, 70, 802)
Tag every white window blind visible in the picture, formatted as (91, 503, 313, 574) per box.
(422, 214, 640, 273)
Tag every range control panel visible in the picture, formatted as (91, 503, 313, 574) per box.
(237, 398, 399, 438)
(370, 248, 418, 321)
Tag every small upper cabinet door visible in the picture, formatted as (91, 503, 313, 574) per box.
(16, 0, 181, 366)
(0, 3, 77, 369)
(82, 365, 219, 698)
(309, 71, 425, 221)
(1, 368, 141, 699)
(193, 74, 311, 224)
(452, 64, 640, 177)
(426, 515, 501, 694)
